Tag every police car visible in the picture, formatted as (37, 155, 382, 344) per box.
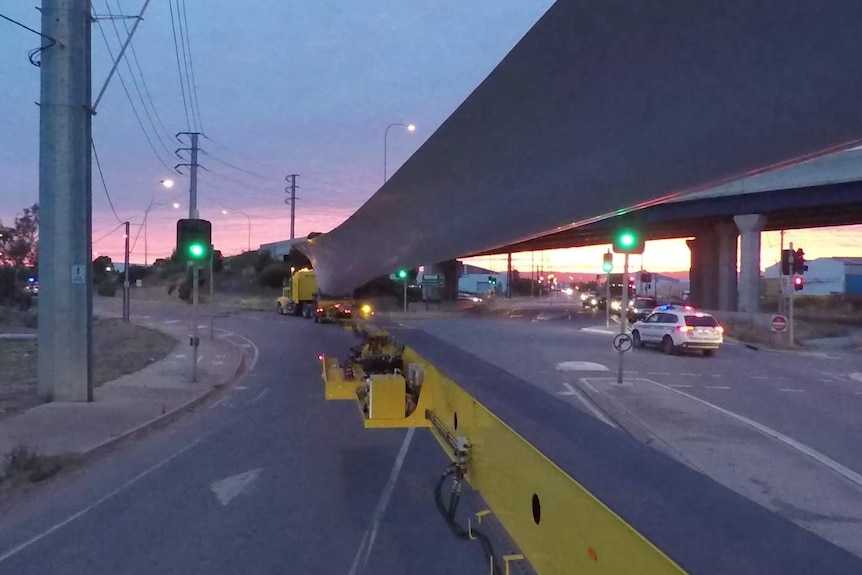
(630, 305, 724, 356)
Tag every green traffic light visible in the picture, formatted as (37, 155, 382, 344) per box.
(619, 232, 636, 247)
(188, 243, 206, 259)
(397, 269, 408, 279)
(602, 261, 613, 273)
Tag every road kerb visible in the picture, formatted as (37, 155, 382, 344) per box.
(82, 332, 248, 460)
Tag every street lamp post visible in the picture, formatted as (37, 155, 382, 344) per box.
(383, 123, 416, 183)
(221, 209, 252, 252)
(144, 179, 175, 266)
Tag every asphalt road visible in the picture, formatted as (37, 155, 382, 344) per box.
(429, 304, 862, 475)
(0, 300, 492, 575)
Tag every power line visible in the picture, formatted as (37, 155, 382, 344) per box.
(116, 0, 173, 144)
(93, 222, 127, 245)
(104, 0, 172, 156)
(92, 138, 124, 224)
(203, 150, 270, 180)
(94, 18, 173, 172)
(175, 0, 197, 131)
(179, 0, 203, 132)
(0, 11, 58, 66)
(168, 0, 191, 131)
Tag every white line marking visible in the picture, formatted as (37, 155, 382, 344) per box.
(347, 428, 415, 575)
(0, 433, 211, 564)
(648, 380, 862, 490)
(647, 372, 670, 376)
(250, 388, 269, 404)
(821, 378, 835, 382)
(557, 383, 576, 397)
(706, 385, 731, 390)
(580, 379, 599, 394)
(680, 373, 699, 377)
(850, 373, 862, 383)
(778, 388, 805, 393)
(668, 384, 693, 388)
(163, 319, 179, 324)
(555, 361, 609, 372)
(209, 398, 228, 409)
(750, 375, 769, 380)
(197, 355, 204, 364)
(569, 382, 618, 428)
(210, 469, 263, 506)
(711, 374, 723, 378)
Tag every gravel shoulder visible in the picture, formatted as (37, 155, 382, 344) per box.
(0, 318, 176, 421)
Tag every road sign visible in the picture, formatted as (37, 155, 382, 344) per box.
(771, 315, 788, 332)
(71, 264, 86, 284)
(423, 273, 444, 286)
(613, 333, 633, 352)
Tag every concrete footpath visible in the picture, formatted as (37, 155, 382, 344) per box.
(0, 316, 244, 459)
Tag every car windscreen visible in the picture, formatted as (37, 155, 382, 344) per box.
(685, 315, 719, 327)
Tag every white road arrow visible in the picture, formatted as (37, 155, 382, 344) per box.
(210, 468, 263, 506)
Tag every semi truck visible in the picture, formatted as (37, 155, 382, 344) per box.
(276, 268, 373, 322)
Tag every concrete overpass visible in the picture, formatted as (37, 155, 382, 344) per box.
(472, 148, 862, 312)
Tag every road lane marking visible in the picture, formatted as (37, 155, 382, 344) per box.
(555, 361, 609, 372)
(162, 319, 179, 324)
(557, 383, 576, 396)
(0, 432, 212, 564)
(210, 469, 263, 506)
(750, 375, 769, 380)
(250, 387, 269, 404)
(647, 372, 670, 376)
(648, 380, 862, 490)
(680, 373, 699, 377)
(778, 389, 805, 393)
(348, 428, 415, 575)
(668, 384, 693, 388)
(849, 373, 862, 383)
(568, 381, 618, 429)
(706, 386, 731, 390)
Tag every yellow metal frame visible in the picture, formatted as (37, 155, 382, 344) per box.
(321, 329, 687, 574)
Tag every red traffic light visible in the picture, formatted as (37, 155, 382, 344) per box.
(793, 276, 804, 291)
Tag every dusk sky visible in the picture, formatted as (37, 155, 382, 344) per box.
(2, 1, 859, 275)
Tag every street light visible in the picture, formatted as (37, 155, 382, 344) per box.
(143, 181, 181, 266)
(220, 208, 252, 252)
(384, 122, 416, 183)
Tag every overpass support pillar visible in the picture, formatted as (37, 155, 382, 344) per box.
(734, 214, 766, 313)
(715, 221, 738, 311)
(686, 231, 718, 309)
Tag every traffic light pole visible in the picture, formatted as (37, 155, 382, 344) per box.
(123, 221, 130, 322)
(209, 250, 215, 340)
(403, 277, 408, 313)
(192, 265, 199, 382)
(617, 254, 630, 385)
(789, 242, 795, 347)
(605, 272, 610, 329)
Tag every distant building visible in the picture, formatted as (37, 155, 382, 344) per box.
(258, 239, 306, 261)
(764, 257, 862, 295)
(419, 262, 507, 295)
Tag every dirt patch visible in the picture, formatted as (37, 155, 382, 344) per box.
(0, 318, 176, 421)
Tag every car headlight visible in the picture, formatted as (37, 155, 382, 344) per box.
(361, 304, 372, 314)
(580, 294, 588, 301)
(611, 301, 621, 310)
(590, 298, 597, 305)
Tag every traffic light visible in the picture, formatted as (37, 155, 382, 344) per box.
(602, 252, 613, 273)
(780, 249, 792, 276)
(612, 229, 644, 254)
(488, 276, 497, 286)
(396, 269, 408, 280)
(793, 248, 808, 274)
(793, 276, 804, 291)
(176, 219, 212, 262)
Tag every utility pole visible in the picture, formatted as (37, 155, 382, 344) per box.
(175, 132, 201, 218)
(38, 0, 92, 402)
(123, 221, 130, 322)
(779, 229, 786, 314)
(617, 254, 631, 384)
(507, 252, 512, 298)
(789, 241, 795, 347)
(284, 174, 299, 239)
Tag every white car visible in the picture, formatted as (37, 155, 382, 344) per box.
(631, 306, 724, 356)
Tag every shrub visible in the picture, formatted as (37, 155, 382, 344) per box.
(257, 262, 289, 288)
(97, 279, 118, 297)
(254, 251, 274, 274)
(127, 265, 150, 283)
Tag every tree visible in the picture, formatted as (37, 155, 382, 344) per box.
(93, 255, 114, 284)
(7, 204, 39, 269)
